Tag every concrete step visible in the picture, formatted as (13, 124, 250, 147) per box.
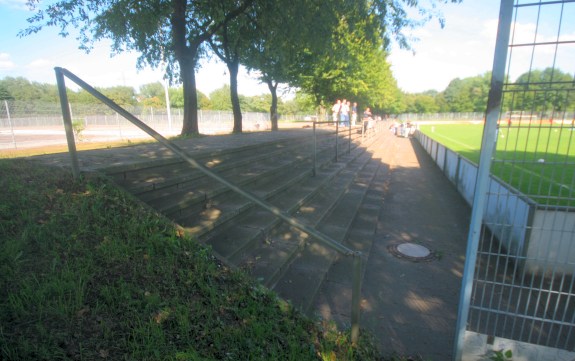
(102, 125, 386, 319)
(200, 144, 374, 266)
(271, 154, 385, 313)
(194, 130, 383, 274)
(312, 136, 395, 325)
(163, 133, 366, 233)
(110, 131, 362, 218)
(108, 136, 316, 195)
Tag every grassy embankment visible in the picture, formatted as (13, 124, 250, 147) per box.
(1, 157, 404, 360)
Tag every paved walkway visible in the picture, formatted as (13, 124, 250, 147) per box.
(362, 130, 471, 360)
(29, 126, 472, 360)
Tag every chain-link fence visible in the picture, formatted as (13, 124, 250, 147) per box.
(0, 100, 273, 150)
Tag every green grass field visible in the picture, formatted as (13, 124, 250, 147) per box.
(418, 123, 575, 207)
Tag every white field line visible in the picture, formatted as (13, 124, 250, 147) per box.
(502, 162, 572, 192)
(497, 129, 573, 192)
(431, 132, 477, 150)
(432, 130, 572, 192)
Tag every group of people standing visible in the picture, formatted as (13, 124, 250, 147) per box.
(331, 99, 358, 127)
(331, 99, 372, 127)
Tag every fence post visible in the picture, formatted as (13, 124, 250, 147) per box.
(54, 67, 80, 179)
(313, 121, 317, 176)
(351, 251, 362, 344)
(3, 100, 16, 149)
(348, 122, 351, 154)
(453, 1, 513, 359)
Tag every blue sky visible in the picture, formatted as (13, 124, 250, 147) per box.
(1, 0, 570, 95)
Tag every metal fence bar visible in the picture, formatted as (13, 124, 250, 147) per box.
(3, 100, 16, 149)
(453, 1, 514, 359)
(55, 66, 363, 343)
(313, 121, 317, 176)
(335, 121, 339, 162)
(55, 68, 80, 179)
(348, 123, 352, 154)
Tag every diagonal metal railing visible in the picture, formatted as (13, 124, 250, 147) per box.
(55, 67, 363, 343)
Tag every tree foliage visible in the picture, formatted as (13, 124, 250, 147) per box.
(22, 0, 254, 135)
(507, 68, 575, 115)
(0, 77, 59, 103)
(20, 0, 462, 132)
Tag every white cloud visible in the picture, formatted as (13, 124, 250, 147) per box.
(27, 58, 53, 69)
(0, 53, 15, 70)
(0, 0, 28, 10)
(387, 0, 503, 93)
(389, 16, 498, 93)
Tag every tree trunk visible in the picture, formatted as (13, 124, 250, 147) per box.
(229, 59, 242, 133)
(267, 79, 279, 131)
(180, 61, 200, 135)
(171, 0, 199, 136)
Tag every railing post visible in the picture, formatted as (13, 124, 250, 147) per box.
(335, 121, 339, 162)
(55, 67, 80, 180)
(313, 121, 317, 176)
(351, 251, 362, 345)
(348, 122, 351, 154)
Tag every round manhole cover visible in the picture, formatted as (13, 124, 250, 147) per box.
(397, 243, 431, 258)
(388, 242, 435, 262)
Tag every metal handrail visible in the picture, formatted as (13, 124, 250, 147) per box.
(54, 67, 363, 343)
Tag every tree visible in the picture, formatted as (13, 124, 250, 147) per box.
(22, 0, 460, 131)
(0, 84, 13, 101)
(442, 73, 490, 112)
(240, 0, 348, 130)
(209, 85, 233, 111)
(294, 9, 402, 115)
(139, 82, 165, 108)
(208, 1, 259, 133)
(243, 94, 276, 113)
(98, 86, 136, 107)
(510, 68, 574, 115)
(22, 0, 255, 136)
(0, 77, 58, 102)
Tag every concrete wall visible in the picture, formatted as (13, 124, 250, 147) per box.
(415, 131, 575, 277)
(462, 331, 575, 361)
(528, 209, 575, 275)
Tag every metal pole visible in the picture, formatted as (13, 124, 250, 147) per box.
(164, 79, 172, 133)
(348, 122, 351, 154)
(313, 121, 317, 176)
(351, 251, 362, 344)
(335, 120, 339, 162)
(452, 1, 513, 359)
(55, 67, 80, 179)
(4, 100, 16, 149)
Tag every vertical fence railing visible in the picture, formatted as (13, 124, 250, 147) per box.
(454, 0, 575, 360)
(55, 66, 364, 344)
(312, 120, 364, 175)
